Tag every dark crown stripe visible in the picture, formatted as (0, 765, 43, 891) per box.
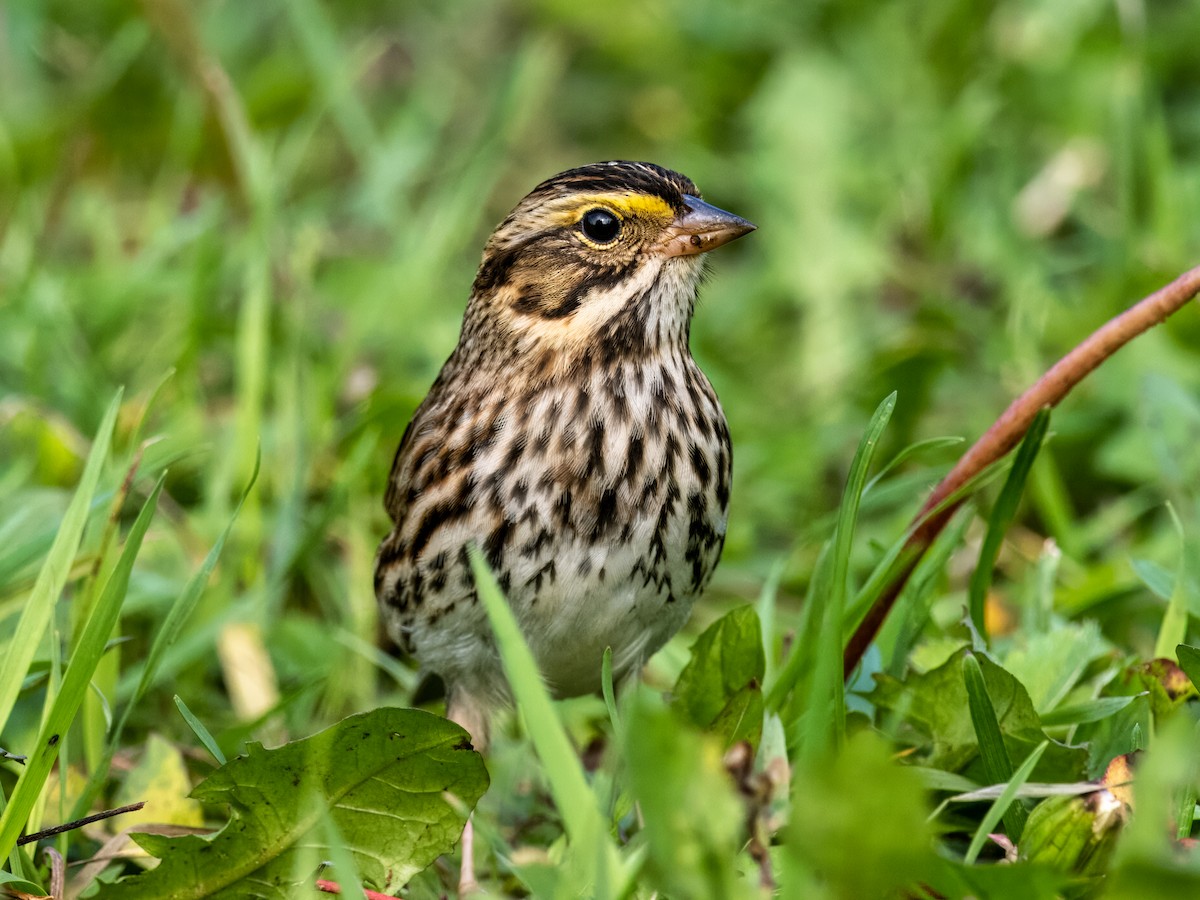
(527, 161, 698, 214)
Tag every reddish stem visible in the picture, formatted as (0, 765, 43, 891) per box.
(315, 878, 399, 899)
(844, 264, 1200, 677)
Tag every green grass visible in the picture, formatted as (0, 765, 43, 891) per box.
(3, 0, 1200, 896)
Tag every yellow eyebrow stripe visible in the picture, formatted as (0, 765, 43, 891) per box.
(556, 192, 677, 224)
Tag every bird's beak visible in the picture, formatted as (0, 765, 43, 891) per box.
(659, 194, 756, 257)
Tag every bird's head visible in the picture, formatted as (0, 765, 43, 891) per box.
(461, 161, 754, 366)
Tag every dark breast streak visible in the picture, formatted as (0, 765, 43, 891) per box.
(374, 353, 731, 663)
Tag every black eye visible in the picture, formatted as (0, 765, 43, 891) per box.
(580, 208, 621, 244)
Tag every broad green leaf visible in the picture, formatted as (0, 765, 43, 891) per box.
(624, 694, 753, 900)
(1002, 619, 1108, 713)
(870, 648, 1087, 782)
(708, 684, 764, 748)
(1178, 644, 1200, 693)
(95, 707, 487, 898)
(1020, 790, 1126, 878)
(786, 730, 936, 897)
(673, 604, 765, 748)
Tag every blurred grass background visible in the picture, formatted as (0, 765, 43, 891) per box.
(2, 0, 1199, 886)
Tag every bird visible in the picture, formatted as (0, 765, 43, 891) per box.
(374, 160, 754, 891)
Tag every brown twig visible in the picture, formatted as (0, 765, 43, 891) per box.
(315, 878, 398, 899)
(16, 802, 145, 846)
(844, 264, 1200, 677)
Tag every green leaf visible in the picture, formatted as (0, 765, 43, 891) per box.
(1020, 790, 1126, 877)
(624, 694, 753, 900)
(911, 767, 981, 794)
(968, 407, 1050, 642)
(785, 730, 936, 897)
(708, 685, 764, 749)
(870, 647, 1087, 781)
(864, 434, 965, 494)
(765, 539, 831, 713)
(1178, 644, 1200, 692)
(0, 872, 47, 894)
(95, 708, 487, 898)
(1002, 619, 1109, 713)
(673, 605, 765, 748)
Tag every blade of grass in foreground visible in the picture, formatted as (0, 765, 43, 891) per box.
(0, 475, 162, 858)
(0, 391, 121, 734)
(799, 391, 895, 763)
(71, 451, 260, 820)
(964, 741, 1048, 864)
(469, 547, 624, 896)
(174, 695, 227, 765)
(1153, 503, 1188, 660)
(963, 653, 1027, 841)
(967, 408, 1050, 643)
(764, 541, 830, 714)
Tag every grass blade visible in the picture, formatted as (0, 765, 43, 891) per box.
(0, 473, 162, 857)
(765, 541, 831, 713)
(963, 652, 1027, 840)
(964, 740, 1048, 864)
(800, 391, 896, 762)
(601, 647, 621, 744)
(1039, 695, 1143, 728)
(1153, 503, 1188, 660)
(468, 546, 619, 889)
(71, 451, 260, 820)
(967, 408, 1050, 642)
(0, 391, 121, 734)
(864, 435, 965, 495)
(174, 695, 226, 765)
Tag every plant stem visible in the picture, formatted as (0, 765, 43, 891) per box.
(845, 264, 1200, 677)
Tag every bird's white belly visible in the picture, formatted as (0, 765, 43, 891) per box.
(515, 532, 696, 697)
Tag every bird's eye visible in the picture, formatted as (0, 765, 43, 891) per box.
(580, 208, 621, 244)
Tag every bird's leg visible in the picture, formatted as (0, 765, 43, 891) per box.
(458, 816, 479, 896)
(446, 691, 490, 896)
